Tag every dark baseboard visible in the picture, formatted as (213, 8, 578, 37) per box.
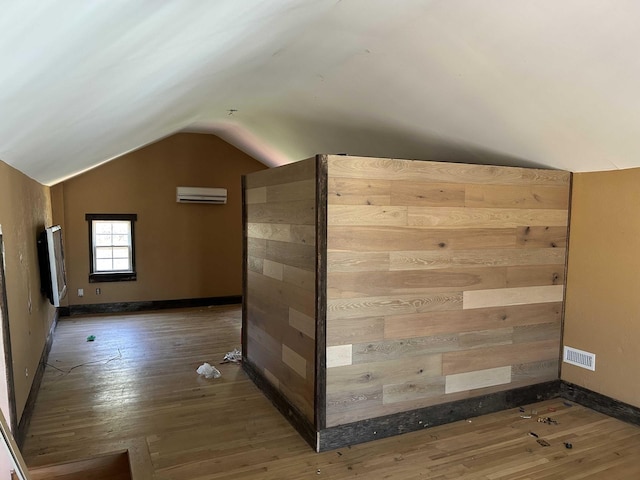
(63, 295, 242, 316)
(317, 380, 561, 451)
(560, 381, 640, 427)
(242, 357, 317, 451)
(16, 308, 60, 448)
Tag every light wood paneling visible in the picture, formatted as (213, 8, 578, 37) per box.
(326, 345, 353, 368)
(289, 308, 315, 339)
(327, 226, 516, 251)
(325, 155, 570, 427)
(445, 366, 512, 394)
(389, 247, 565, 270)
(462, 285, 564, 309)
(328, 155, 570, 185)
(442, 340, 560, 375)
(326, 316, 385, 347)
(244, 159, 317, 423)
(465, 184, 570, 209)
(328, 205, 408, 226)
(327, 177, 392, 205)
(407, 206, 568, 228)
(384, 303, 563, 340)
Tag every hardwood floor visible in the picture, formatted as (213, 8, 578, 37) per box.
(21, 306, 640, 479)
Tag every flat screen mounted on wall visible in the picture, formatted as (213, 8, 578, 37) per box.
(37, 225, 68, 307)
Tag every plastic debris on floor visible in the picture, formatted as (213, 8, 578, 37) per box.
(196, 362, 221, 379)
(222, 348, 242, 364)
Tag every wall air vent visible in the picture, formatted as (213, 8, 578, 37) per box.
(563, 346, 596, 371)
(176, 187, 227, 205)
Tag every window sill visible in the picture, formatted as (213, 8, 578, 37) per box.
(89, 272, 137, 283)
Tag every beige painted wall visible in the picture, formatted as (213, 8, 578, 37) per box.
(563, 168, 640, 407)
(54, 133, 266, 305)
(0, 160, 56, 420)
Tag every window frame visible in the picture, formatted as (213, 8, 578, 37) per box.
(86, 213, 137, 283)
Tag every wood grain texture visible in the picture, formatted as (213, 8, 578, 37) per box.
(282, 344, 307, 379)
(326, 316, 385, 347)
(328, 267, 508, 297)
(327, 251, 390, 273)
(289, 308, 315, 339)
(246, 198, 315, 225)
(324, 155, 569, 427)
(463, 285, 565, 309)
(465, 184, 570, 209)
(391, 181, 466, 207)
(390, 247, 565, 270)
(516, 225, 568, 248)
(326, 344, 353, 368)
(327, 226, 516, 251)
(327, 177, 391, 205)
(244, 160, 317, 423)
(247, 222, 316, 245)
(382, 376, 446, 404)
(384, 303, 563, 340)
(327, 292, 463, 320)
(445, 366, 512, 394)
(328, 205, 408, 226)
(407, 206, 568, 228)
(244, 157, 315, 188)
(326, 354, 443, 393)
(266, 179, 316, 203)
(442, 339, 560, 375)
(326, 155, 570, 186)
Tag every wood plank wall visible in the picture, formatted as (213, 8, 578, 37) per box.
(244, 159, 317, 422)
(324, 155, 570, 427)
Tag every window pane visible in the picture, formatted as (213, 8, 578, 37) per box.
(96, 259, 113, 271)
(95, 247, 113, 259)
(95, 234, 113, 246)
(94, 222, 113, 234)
(112, 247, 129, 259)
(111, 222, 130, 234)
(113, 258, 130, 271)
(88, 216, 136, 278)
(112, 234, 129, 246)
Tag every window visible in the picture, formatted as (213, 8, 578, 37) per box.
(86, 214, 137, 282)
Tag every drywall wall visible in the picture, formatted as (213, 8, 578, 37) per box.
(0, 160, 56, 420)
(563, 168, 640, 407)
(54, 133, 266, 306)
(324, 156, 570, 427)
(244, 159, 317, 422)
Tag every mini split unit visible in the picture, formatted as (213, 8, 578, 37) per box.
(176, 186, 227, 204)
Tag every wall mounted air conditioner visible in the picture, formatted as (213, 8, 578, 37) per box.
(176, 187, 227, 204)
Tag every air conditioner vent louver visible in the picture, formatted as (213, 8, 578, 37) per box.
(176, 187, 227, 204)
(563, 346, 596, 371)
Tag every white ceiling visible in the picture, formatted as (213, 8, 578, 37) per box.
(2, 0, 640, 185)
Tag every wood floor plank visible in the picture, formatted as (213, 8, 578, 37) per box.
(21, 306, 640, 479)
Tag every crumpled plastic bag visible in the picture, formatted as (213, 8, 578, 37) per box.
(196, 362, 221, 379)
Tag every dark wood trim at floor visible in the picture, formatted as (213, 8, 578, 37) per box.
(16, 308, 59, 448)
(317, 380, 561, 451)
(241, 355, 640, 452)
(561, 381, 640, 427)
(242, 358, 317, 451)
(61, 295, 242, 316)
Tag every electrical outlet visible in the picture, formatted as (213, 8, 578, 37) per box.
(25, 368, 28, 378)
(78, 288, 84, 297)
(96, 288, 101, 295)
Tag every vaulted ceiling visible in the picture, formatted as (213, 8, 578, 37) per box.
(2, 1, 639, 185)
